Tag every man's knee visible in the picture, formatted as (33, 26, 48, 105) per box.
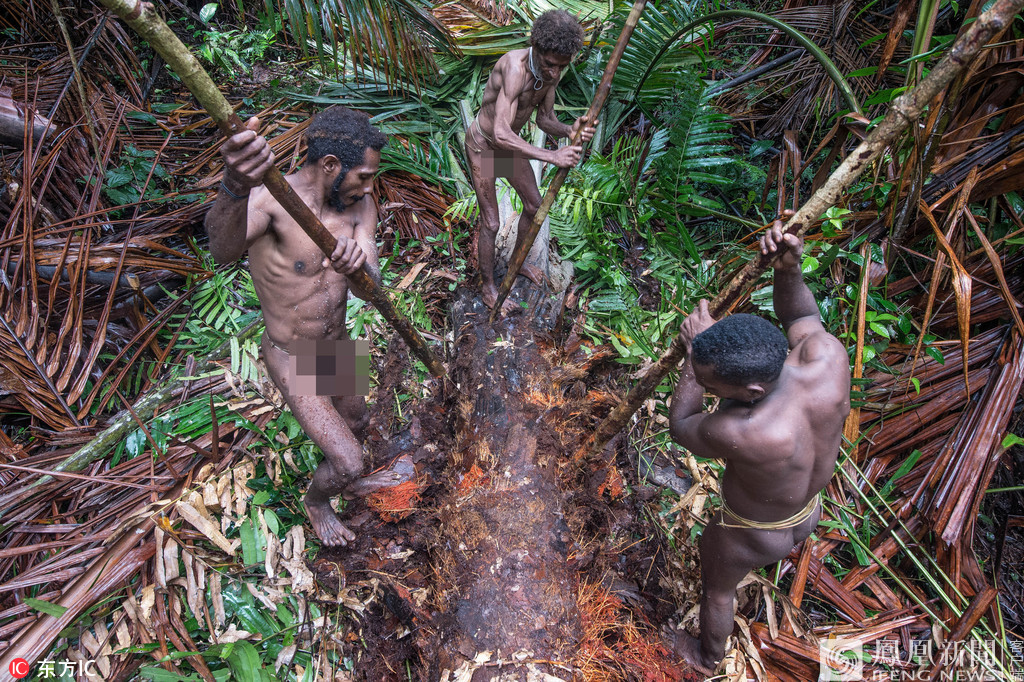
(704, 588, 737, 609)
(521, 195, 541, 216)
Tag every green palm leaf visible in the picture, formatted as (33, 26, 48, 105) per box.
(267, 0, 455, 90)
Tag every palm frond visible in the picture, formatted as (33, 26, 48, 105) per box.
(269, 0, 455, 91)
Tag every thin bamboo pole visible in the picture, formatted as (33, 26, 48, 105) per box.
(96, 0, 445, 377)
(489, 0, 648, 321)
(578, 0, 1024, 460)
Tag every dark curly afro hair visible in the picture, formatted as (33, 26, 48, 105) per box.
(305, 106, 387, 174)
(691, 314, 789, 384)
(531, 9, 584, 56)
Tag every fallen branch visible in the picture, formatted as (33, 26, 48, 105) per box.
(579, 0, 1024, 460)
(96, 0, 446, 378)
(490, 0, 649, 320)
(0, 319, 261, 511)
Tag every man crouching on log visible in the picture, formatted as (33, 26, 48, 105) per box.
(466, 9, 595, 312)
(206, 107, 411, 547)
(666, 224, 850, 673)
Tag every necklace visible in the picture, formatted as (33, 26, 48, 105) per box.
(527, 47, 544, 91)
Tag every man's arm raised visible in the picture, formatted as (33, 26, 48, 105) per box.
(205, 116, 274, 264)
(761, 220, 823, 349)
(669, 300, 716, 453)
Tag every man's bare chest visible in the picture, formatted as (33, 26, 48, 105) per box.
(264, 215, 358, 276)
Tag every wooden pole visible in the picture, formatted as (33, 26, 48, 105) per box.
(489, 0, 649, 321)
(578, 0, 1024, 460)
(96, 0, 446, 377)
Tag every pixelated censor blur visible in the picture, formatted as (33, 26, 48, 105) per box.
(287, 339, 370, 396)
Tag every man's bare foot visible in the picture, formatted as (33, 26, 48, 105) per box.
(520, 262, 547, 287)
(343, 454, 416, 499)
(482, 284, 516, 315)
(305, 496, 356, 547)
(664, 627, 716, 677)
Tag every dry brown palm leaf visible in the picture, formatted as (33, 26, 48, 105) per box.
(919, 198, 973, 393)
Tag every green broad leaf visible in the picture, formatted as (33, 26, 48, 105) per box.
(200, 3, 219, 23)
(221, 640, 270, 682)
(25, 597, 68, 618)
(910, 377, 921, 395)
(265, 511, 280, 538)
(801, 256, 819, 274)
(925, 346, 946, 365)
(126, 428, 147, 458)
(240, 519, 259, 566)
(869, 323, 891, 339)
(748, 139, 774, 158)
(847, 66, 878, 78)
(1003, 434, 1024, 449)
(126, 111, 158, 124)
(864, 87, 909, 107)
(140, 668, 203, 681)
(251, 490, 270, 506)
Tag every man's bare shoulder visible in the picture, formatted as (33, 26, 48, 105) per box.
(681, 405, 759, 458)
(493, 50, 529, 86)
(792, 328, 847, 367)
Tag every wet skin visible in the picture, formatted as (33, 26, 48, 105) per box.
(466, 47, 596, 312)
(667, 226, 851, 672)
(205, 117, 413, 546)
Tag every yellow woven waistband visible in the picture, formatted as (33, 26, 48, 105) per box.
(719, 493, 821, 531)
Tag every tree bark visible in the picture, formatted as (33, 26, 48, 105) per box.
(432, 284, 582, 675)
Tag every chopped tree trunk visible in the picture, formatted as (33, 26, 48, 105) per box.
(431, 284, 581, 673)
(324, 280, 695, 680)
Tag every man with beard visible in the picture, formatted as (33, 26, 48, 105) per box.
(206, 106, 411, 547)
(466, 9, 595, 312)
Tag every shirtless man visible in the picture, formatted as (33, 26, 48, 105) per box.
(206, 107, 406, 547)
(466, 9, 596, 312)
(666, 223, 851, 674)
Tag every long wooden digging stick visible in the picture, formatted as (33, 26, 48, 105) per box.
(98, 0, 446, 377)
(489, 0, 649, 321)
(577, 0, 1024, 460)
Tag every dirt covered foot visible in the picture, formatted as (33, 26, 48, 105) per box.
(520, 262, 547, 287)
(665, 626, 717, 678)
(305, 496, 356, 547)
(482, 283, 517, 315)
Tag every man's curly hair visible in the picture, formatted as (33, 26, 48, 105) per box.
(691, 314, 789, 384)
(305, 106, 387, 174)
(531, 10, 584, 56)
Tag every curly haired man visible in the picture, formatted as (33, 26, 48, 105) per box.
(466, 9, 596, 312)
(666, 224, 851, 674)
(206, 107, 413, 547)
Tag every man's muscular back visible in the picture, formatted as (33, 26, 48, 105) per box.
(701, 328, 849, 522)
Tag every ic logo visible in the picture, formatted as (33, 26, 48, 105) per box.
(9, 658, 30, 679)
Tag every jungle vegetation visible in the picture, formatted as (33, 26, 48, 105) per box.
(0, 0, 1022, 679)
